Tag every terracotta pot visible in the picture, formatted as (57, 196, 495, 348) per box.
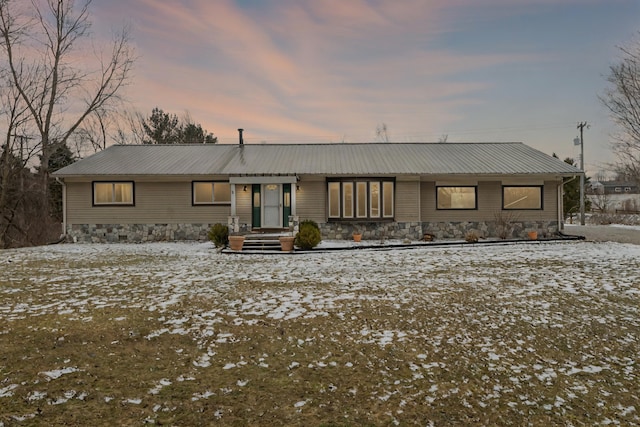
(527, 231, 538, 240)
(279, 236, 295, 251)
(353, 233, 362, 242)
(228, 235, 245, 251)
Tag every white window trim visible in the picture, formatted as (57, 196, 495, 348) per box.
(369, 181, 380, 218)
(342, 182, 354, 218)
(328, 182, 341, 218)
(383, 181, 394, 218)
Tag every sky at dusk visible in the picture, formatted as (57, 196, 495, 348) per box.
(90, 0, 639, 175)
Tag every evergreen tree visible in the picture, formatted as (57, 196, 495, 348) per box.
(558, 155, 591, 220)
(141, 108, 217, 144)
(38, 143, 76, 221)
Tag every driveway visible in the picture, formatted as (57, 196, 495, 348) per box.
(563, 224, 640, 245)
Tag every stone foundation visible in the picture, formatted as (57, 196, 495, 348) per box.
(422, 221, 558, 240)
(67, 223, 213, 243)
(319, 221, 558, 241)
(67, 220, 559, 243)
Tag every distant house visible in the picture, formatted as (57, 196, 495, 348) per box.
(52, 141, 581, 243)
(589, 180, 639, 195)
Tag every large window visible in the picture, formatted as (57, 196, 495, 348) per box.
(93, 182, 134, 205)
(192, 181, 231, 205)
(503, 186, 542, 210)
(437, 186, 477, 210)
(328, 179, 394, 220)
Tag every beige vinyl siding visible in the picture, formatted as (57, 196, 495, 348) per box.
(66, 181, 230, 224)
(421, 180, 560, 222)
(235, 184, 252, 225)
(395, 181, 420, 222)
(296, 179, 325, 222)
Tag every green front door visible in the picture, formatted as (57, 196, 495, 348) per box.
(283, 183, 291, 227)
(252, 184, 261, 228)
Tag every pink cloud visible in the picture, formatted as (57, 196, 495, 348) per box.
(91, 0, 615, 156)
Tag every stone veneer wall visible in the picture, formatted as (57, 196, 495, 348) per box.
(67, 223, 212, 243)
(319, 221, 559, 241)
(67, 220, 559, 243)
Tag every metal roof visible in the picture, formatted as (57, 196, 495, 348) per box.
(53, 142, 582, 177)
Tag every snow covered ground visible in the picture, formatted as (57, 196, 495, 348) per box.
(1, 240, 639, 425)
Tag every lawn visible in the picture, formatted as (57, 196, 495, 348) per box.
(1, 241, 639, 426)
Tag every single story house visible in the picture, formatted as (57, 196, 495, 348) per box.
(589, 180, 639, 195)
(52, 141, 582, 243)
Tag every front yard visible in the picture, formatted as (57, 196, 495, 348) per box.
(1, 241, 638, 425)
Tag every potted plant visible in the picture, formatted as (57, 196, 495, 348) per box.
(228, 234, 245, 251)
(279, 235, 295, 252)
(527, 230, 538, 240)
(352, 227, 362, 242)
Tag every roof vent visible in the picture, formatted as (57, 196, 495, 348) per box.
(238, 128, 244, 145)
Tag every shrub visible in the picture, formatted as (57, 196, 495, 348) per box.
(465, 231, 479, 243)
(294, 220, 321, 249)
(208, 223, 229, 247)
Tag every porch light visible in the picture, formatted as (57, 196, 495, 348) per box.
(243, 185, 247, 192)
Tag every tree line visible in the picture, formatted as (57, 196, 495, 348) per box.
(0, 0, 216, 248)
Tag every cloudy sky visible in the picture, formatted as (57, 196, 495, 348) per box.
(90, 0, 638, 174)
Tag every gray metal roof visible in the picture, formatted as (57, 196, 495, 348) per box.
(53, 142, 582, 177)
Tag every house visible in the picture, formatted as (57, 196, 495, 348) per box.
(52, 141, 581, 243)
(589, 180, 639, 195)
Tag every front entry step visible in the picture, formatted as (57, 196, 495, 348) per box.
(237, 233, 293, 252)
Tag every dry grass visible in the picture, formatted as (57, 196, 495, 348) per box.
(1, 242, 639, 426)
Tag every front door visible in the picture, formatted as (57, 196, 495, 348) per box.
(263, 184, 281, 228)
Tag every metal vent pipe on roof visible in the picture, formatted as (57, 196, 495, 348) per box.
(238, 128, 244, 145)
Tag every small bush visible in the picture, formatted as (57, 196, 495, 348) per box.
(208, 223, 229, 247)
(295, 220, 321, 249)
(465, 231, 479, 243)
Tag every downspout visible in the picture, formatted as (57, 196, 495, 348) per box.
(55, 177, 66, 238)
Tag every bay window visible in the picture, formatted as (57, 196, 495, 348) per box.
(328, 179, 394, 220)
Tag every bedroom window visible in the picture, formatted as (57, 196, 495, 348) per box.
(327, 179, 394, 220)
(503, 186, 542, 210)
(193, 182, 231, 205)
(93, 182, 134, 205)
(437, 186, 477, 210)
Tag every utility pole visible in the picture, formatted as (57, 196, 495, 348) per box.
(576, 122, 588, 226)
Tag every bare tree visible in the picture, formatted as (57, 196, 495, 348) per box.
(0, 68, 33, 247)
(0, 0, 136, 211)
(589, 187, 612, 213)
(600, 34, 640, 185)
(375, 123, 389, 142)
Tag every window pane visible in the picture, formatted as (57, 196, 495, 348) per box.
(342, 182, 353, 218)
(356, 182, 367, 218)
(114, 183, 133, 203)
(194, 182, 213, 203)
(437, 187, 476, 209)
(328, 182, 340, 218)
(213, 183, 231, 202)
(370, 182, 380, 217)
(503, 186, 542, 209)
(94, 183, 112, 204)
(383, 182, 394, 217)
